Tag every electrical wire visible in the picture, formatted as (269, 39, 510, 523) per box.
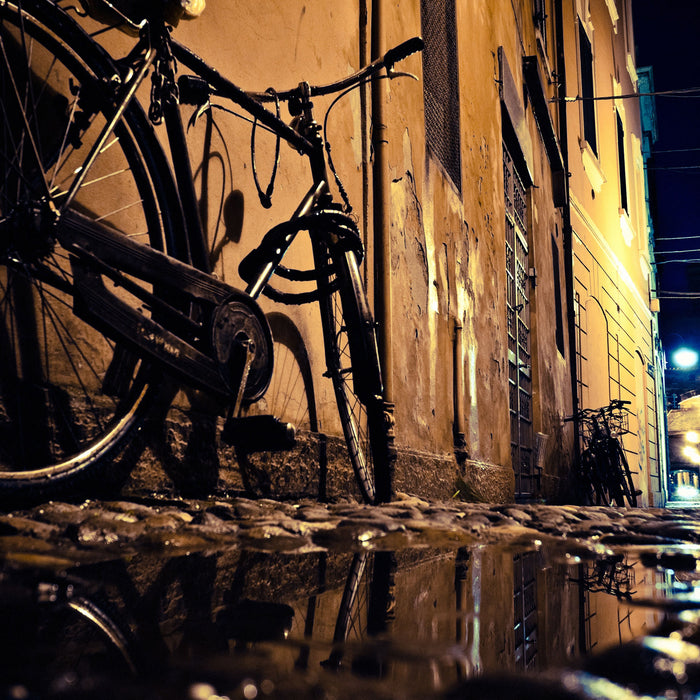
(655, 235, 700, 241)
(655, 258, 700, 264)
(554, 87, 700, 103)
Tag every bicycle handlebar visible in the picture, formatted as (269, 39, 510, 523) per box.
(249, 37, 424, 102)
(564, 399, 631, 423)
(175, 36, 422, 155)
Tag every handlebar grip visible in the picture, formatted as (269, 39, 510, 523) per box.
(383, 37, 424, 68)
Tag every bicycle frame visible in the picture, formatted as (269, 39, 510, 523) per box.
(57, 18, 333, 401)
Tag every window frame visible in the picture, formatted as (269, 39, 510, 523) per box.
(578, 19, 598, 158)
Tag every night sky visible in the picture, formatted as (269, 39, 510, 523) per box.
(632, 1, 700, 361)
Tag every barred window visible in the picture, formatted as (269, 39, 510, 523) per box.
(420, 0, 461, 192)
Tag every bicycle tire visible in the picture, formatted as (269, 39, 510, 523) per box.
(609, 439, 638, 507)
(0, 1, 175, 501)
(315, 241, 391, 504)
(580, 449, 610, 506)
(0, 572, 144, 692)
(594, 443, 626, 507)
(236, 312, 318, 496)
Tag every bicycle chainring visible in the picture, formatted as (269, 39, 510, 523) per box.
(211, 298, 273, 403)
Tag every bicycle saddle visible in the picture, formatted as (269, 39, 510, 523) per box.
(78, 0, 205, 33)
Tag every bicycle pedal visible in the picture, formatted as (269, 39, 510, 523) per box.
(222, 414, 296, 452)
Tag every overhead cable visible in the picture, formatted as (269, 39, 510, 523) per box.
(554, 87, 700, 102)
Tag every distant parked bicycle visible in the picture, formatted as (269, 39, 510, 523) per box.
(565, 400, 640, 507)
(0, 0, 423, 504)
(570, 555, 636, 601)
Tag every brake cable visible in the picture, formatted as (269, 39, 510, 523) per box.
(250, 87, 281, 209)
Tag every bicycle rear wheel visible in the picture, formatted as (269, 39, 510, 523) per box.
(315, 242, 392, 504)
(0, 1, 173, 500)
(595, 444, 626, 507)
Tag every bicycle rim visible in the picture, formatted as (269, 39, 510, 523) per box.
(0, 2, 168, 497)
(316, 244, 390, 504)
(322, 551, 395, 672)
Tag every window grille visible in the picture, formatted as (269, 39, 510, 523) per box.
(504, 143, 534, 498)
(420, 0, 461, 192)
(514, 552, 538, 669)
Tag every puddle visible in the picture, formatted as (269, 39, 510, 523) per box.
(3, 528, 700, 699)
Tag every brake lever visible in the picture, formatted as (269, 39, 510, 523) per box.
(386, 68, 419, 81)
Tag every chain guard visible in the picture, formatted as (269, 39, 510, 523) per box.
(211, 299, 273, 403)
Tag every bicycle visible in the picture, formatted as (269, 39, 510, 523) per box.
(566, 400, 639, 507)
(569, 554, 637, 601)
(0, 0, 423, 504)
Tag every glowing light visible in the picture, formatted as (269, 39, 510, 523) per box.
(675, 485, 700, 501)
(672, 347, 699, 369)
(682, 446, 700, 464)
(687, 431, 700, 444)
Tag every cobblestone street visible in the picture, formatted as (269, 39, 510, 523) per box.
(3, 494, 700, 563)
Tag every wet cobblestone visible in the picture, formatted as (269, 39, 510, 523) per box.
(3, 495, 700, 698)
(1, 493, 700, 562)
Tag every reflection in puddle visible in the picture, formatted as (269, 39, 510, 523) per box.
(1, 539, 699, 698)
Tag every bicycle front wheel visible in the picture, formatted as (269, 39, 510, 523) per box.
(316, 243, 392, 504)
(610, 439, 638, 507)
(580, 449, 609, 506)
(0, 2, 174, 501)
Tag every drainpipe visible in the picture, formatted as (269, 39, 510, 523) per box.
(554, 0, 581, 473)
(371, 0, 397, 478)
(453, 320, 468, 460)
(371, 0, 393, 401)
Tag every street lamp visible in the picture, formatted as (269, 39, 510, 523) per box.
(672, 347, 699, 369)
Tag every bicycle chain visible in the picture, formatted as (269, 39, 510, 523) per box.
(149, 30, 178, 125)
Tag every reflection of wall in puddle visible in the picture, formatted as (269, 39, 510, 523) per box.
(237, 546, 585, 688)
(112, 546, 667, 693)
(580, 557, 666, 655)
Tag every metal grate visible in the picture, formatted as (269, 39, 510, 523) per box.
(514, 552, 538, 670)
(420, 0, 461, 192)
(504, 142, 534, 498)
